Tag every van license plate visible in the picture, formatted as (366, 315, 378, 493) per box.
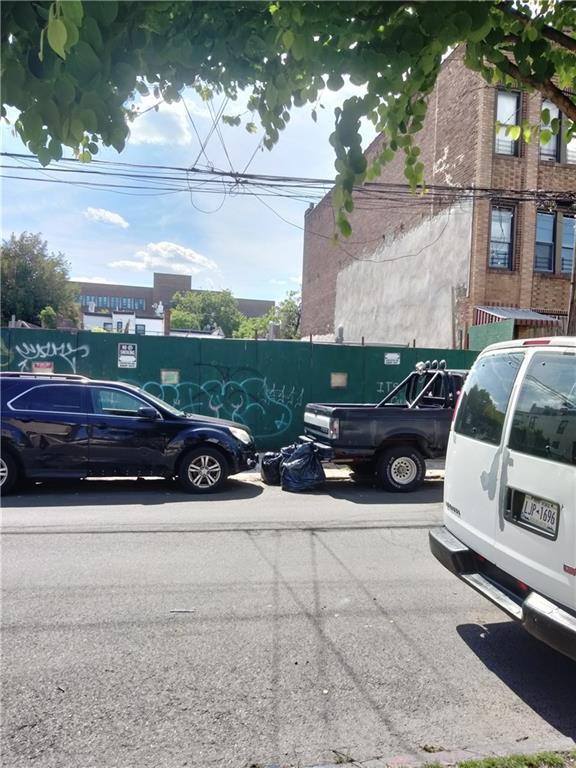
(520, 495, 559, 536)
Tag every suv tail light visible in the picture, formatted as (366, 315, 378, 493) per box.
(328, 417, 340, 440)
(522, 339, 551, 345)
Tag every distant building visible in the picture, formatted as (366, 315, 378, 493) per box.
(70, 272, 275, 336)
(301, 48, 575, 348)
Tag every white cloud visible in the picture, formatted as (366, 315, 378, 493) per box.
(270, 278, 287, 286)
(84, 207, 129, 229)
(127, 95, 209, 146)
(71, 276, 115, 284)
(109, 241, 217, 276)
(289, 276, 301, 284)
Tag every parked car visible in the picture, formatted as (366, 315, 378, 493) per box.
(429, 337, 576, 661)
(302, 361, 467, 491)
(0, 372, 257, 494)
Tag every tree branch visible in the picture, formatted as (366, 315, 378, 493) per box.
(499, 3, 576, 54)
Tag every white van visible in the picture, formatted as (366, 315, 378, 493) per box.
(430, 337, 576, 661)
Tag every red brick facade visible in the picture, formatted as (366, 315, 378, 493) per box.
(301, 48, 576, 345)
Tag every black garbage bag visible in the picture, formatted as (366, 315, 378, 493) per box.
(280, 443, 299, 461)
(281, 443, 326, 493)
(260, 452, 283, 485)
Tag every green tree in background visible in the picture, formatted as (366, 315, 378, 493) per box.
(39, 305, 58, 328)
(170, 289, 244, 338)
(234, 291, 301, 340)
(1, 232, 79, 325)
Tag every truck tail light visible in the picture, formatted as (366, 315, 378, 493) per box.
(328, 417, 340, 440)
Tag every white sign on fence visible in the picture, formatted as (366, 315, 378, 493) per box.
(118, 343, 137, 369)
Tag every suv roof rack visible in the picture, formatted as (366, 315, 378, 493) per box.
(0, 372, 90, 381)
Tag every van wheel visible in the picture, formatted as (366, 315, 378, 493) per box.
(177, 447, 229, 493)
(377, 445, 425, 492)
(0, 453, 19, 495)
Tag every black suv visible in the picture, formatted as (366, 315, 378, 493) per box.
(0, 373, 257, 494)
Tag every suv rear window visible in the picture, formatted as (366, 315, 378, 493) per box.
(509, 351, 576, 465)
(454, 352, 524, 445)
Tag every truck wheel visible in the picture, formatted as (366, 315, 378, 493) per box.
(376, 445, 425, 492)
(177, 446, 229, 493)
(0, 452, 19, 496)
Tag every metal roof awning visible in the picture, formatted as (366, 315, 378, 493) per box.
(474, 306, 562, 327)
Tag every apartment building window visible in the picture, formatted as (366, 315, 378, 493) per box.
(495, 90, 520, 156)
(116, 321, 124, 332)
(135, 299, 146, 311)
(135, 324, 146, 335)
(103, 322, 113, 331)
(540, 99, 576, 164)
(535, 211, 575, 274)
(489, 205, 515, 269)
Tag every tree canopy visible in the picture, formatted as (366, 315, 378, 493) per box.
(2, 1, 575, 228)
(234, 290, 301, 339)
(170, 288, 244, 337)
(1, 232, 80, 325)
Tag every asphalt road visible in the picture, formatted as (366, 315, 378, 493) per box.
(2, 472, 575, 768)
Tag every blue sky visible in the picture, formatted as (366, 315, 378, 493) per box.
(1, 85, 372, 302)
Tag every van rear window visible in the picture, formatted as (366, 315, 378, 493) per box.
(454, 352, 524, 445)
(509, 352, 576, 465)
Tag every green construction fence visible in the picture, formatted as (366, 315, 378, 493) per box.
(1, 329, 478, 451)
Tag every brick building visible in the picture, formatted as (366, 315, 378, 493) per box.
(71, 272, 275, 335)
(301, 48, 576, 348)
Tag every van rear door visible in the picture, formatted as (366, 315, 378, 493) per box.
(495, 348, 576, 610)
(444, 351, 525, 562)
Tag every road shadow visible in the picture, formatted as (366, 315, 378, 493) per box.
(457, 621, 576, 739)
(319, 476, 444, 505)
(1, 476, 263, 507)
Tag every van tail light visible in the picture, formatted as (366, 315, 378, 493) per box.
(328, 417, 340, 440)
(522, 339, 551, 345)
(516, 580, 529, 592)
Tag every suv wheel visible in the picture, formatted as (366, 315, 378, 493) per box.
(0, 453, 19, 495)
(177, 447, 229, 493)
(377, 445, 425, 492)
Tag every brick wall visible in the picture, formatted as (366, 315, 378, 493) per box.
(301, 48, 484, 337)
(301, 51, 575, 343)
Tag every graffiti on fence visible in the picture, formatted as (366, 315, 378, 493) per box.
(0, 337, 13, 368)
(133, 364, 304, 438)
(376, 380, 399, 395)
(14, 341, 90, 373)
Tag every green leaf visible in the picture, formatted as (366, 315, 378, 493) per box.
(508, 125, 521, 140)
(47, 17, 68, 59)
(61, 0, 83, 27)
(70, 118, 84, 142)
(62, 17, 79, 51)
(48, 137, 62, 161)
(282, 30, 294, 49)
(291, 36, 306, 61)
(327, 73, 344, 91)
(541, 108, 550, 125)
(311, 109, 317, 123)
(337, 214, 352, 238)
(245, 121, 257, 134)
(540, 128, 553, 144)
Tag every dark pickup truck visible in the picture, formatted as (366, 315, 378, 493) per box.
(303, 361, 467, 492)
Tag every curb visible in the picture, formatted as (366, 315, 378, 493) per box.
(280, 737, 576, 768)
